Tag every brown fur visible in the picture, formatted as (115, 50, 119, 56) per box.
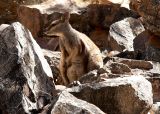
(45, 12, 103, 85)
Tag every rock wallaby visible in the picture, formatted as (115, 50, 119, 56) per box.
(45, 12, 103, 86)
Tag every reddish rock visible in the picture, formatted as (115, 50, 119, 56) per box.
(89, 27, 109, 50)
(130, 0, 160, 36)
(133, 30, 150, 52)
(0, 0, 47, 24)
(51, 91, 106, 114)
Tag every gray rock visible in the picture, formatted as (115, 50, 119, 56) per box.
(43, 49, 61, 84)
(51, 91, 105, 114)
(67, 75, 153, 114)
(0, 24, 9, 32)
(109, 62, 131, 74)
(145, 45, 160, 62)
(106, 57, 160, 102)
(108, 17, 145, 51)
(0, 22, 55, 113)
(109, 57, 153, 70)
(79, 70, 99, 84)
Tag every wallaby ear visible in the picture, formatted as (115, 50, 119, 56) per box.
(60, 12, 70, 23)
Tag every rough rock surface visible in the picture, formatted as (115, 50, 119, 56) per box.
(108, 17, 145, 51)
(0, 24, 9, 32)
(109, 62, 131, 74)
(149, 102, 160, 114)
(145, 42, 160, 62)
(50, 91, 106, 114)
(130, 0, 160, 62)
(43, 49, 61, 84)
(133, 30, 160, 62)
(130, 0, 160, 36)
(0, 0, 47, 24)
(133, 30, 150, 52)
(104, 56, 160, 102)
(68, 76, 153, 114)
(0, 22, 55, 113)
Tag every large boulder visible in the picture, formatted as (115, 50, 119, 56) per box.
(50, 91, 106, 114)
(104, 56, 160, 102)
(0, 22, 55, 113)
(0, 0, 47, 24)
(67, 76, 153, 114)
(108, 17, 145, 51)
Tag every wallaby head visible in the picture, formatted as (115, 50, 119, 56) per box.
(44, 12, 70, 37)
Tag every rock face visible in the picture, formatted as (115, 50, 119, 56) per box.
(130, 0, 160, 36)
(144, 32, 160, 62)
(0, 22, 55, 113)
(104, 56, 160, 102)
(68, 76, 153, 114)
(109, 62, 131, 74)
(50, 91, 105, 114)
(108, 17, 145, 51)
(130, 0, 160, 62)
(0, 0, 47, 24)
(133, 30, 160, 62)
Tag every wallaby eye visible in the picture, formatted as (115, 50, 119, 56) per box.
(51, 23, 57, 27)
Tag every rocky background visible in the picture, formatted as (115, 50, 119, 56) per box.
(0, 0, 160, 114)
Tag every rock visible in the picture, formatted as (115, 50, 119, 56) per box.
(133, 30, 160, 62)
(148, 75, 160, 102)
(68, 75, 153, 114)
(109, 62, 131, 74)
(43, 49, 62, 84)
(0, 0, 47, 24)
(133, 30, 150, 52)
(51, 91, 106, 114)
(108, 17, 145, 51)
(89, 27, 109, 50)
(149, 102, 160, 114)
(0, 22, 55, 113)
(0, 24, 9, 32)
(117, 58, 153, 70)
(130, 0, 160, 36)
(104, 57, 160, 102)
(145, 38, 160, 62)
(145, 65, 160, 102)
(116, 50, 145, 60)
(79, 70, 100, 84)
